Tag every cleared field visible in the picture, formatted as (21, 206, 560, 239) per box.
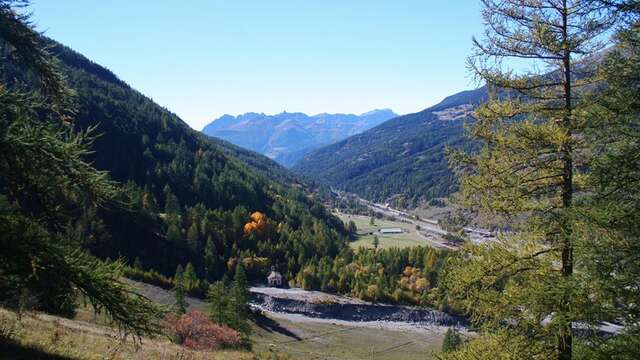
(252, 313, 442, 360)
(336, 212, 426, 249)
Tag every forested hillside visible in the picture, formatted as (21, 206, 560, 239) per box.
(1, 37, 349, 285)
(293, 88, 486, 205)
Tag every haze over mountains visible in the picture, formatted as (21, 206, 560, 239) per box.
(201, 109, 397, 167)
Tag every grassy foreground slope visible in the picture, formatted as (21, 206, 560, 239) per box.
(0, 308, 254, 360)
(0, 306, 444, 360)
(2, 275, 446, 360)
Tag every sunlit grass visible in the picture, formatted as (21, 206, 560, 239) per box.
(336, 212, 425, 249)
(0, 308, 254, 360)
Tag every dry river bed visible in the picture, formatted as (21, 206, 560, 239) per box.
(249, 286, 468, 335)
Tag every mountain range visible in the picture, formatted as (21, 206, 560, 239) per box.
(293, 87, 487, 206)
(201, 109, 397, 167)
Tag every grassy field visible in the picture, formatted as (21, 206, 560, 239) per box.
(131, 280, 443, 359)
(0, 308, 255, 360)
(252, 314, 442, 360)
(1, 280, 445, 360)
(336, 212, 426, 250)
(0, 307, 442, 360)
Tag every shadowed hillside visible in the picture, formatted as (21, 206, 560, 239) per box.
(293, 88, 486, 206)
(1, 37, 348, 283)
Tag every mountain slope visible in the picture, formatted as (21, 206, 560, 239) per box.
(293, 88, 487, 206)
(1, 38, 348, 281)
(202, 109, 397, 167)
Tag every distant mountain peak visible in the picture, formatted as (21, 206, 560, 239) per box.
(360, 108, 396, 116)
(202, 109, 398, 167)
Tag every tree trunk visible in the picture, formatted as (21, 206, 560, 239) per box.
(559, 1, 573, 359)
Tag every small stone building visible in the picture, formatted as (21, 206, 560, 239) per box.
(267, 268, 283, 287)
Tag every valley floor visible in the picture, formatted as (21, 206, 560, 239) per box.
(0, 305, 444, 360)
(1, 280, 452, 360)
(252, 313, 443, 360)
(249, 286, 452, 359)
(335, 212, 427, 249)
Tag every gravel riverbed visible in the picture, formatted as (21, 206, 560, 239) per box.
(250, 286, 468, 331)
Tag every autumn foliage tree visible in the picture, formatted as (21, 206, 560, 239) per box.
(243, 211, 271, 235)
(164, 310, 241, 350)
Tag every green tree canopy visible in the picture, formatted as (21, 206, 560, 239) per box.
(444, 1, 621, 359)
(0, 0, 163, 337)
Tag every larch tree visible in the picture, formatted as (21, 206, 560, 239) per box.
(0, 0, 163, 337)
(187, 223, 200, 253)
(203, 235, 218, 280)
(172, 264, 188, 315)
(576, 5, 640, 357)
(207, 280, 231, 325)
(172, 282, 188, 315)
(229, 263, 250, 336)
(443, 1, 618, 359)
(182, 262, 199, 292)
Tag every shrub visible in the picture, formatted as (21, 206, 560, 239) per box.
(123, 266, 173, 290)
(441, 327, 463, 353)
(164, 310, 241, 350)
(0, 312, 21, 342)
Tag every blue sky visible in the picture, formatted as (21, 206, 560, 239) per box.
(31, 1, 484, 130)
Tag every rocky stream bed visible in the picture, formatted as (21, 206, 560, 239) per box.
(249, 287, 468, 328)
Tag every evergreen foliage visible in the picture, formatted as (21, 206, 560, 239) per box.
(573, 6, 640, 358)
(207, 281, 231, 326)
(229, 264, 251, 336)
(442, 1, 638, 359)
(0, 0, 163, 337)
(206, 264, 251, 342)
(293, 246, 450, 306)
(441, 328, 463, 353)
(172, 284, 188, 316)
(0, 1, 351, 295)
(172, 265, 188, 315)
